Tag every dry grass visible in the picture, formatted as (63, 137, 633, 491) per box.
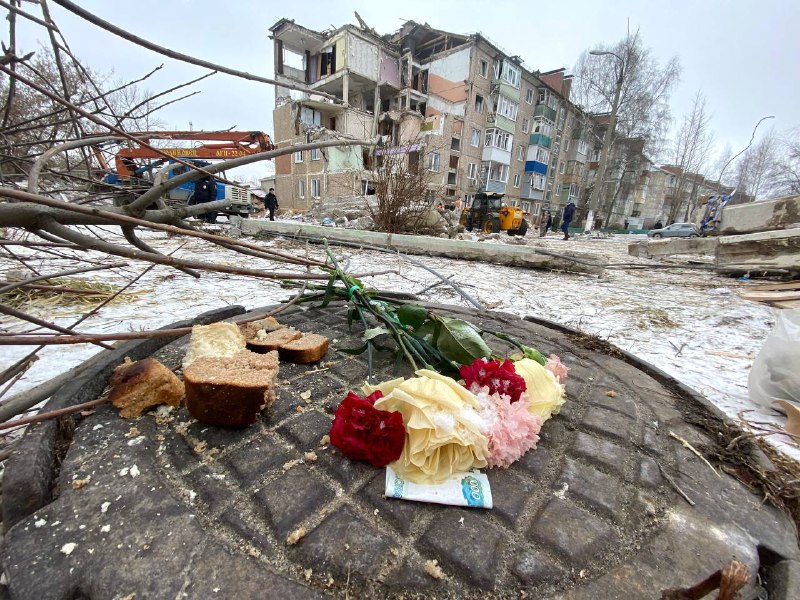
(0, 277, 145, 310)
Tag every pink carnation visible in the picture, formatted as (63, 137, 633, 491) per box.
(474, 389, 543, 468)
(545, 354, 569, 383)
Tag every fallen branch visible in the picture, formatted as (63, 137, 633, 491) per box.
(669, 430, 721, 478)
(660, 559, 748, 600)
(0, 262, 128, 295)
(0, 396, 110, 431)
(657, 462, 695, 506)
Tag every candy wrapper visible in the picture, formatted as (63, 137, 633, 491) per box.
(384, 466, 493, 508)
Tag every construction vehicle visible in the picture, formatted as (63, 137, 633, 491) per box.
(461, 192, 528, 236)
(99, 131, 274, 218)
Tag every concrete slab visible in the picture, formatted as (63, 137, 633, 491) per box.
(716, 228, 800, 272)
(1, 304, 797, 599)
(240, 219, 606, 275)
(720, 195, 800, 235)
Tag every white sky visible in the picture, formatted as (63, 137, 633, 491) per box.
(10, 0, 800, 180)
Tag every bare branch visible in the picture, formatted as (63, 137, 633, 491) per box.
(0, 262, 127, 295)
(0, 304, 113, 350)
(52, 0, 343, 104)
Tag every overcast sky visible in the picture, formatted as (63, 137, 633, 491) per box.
(10, 0, 800, 181)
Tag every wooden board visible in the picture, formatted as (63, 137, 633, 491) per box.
(743, 280, 800, 292)
(739, 290, 800, 302)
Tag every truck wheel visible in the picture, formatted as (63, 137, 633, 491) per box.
(483, 217, 500, 234)
(518, 219, 528, 237)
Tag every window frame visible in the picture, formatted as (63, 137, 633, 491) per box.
(298, 179, 305, 198)
(294, 150, 304, 163)
(310, 148, 321, 160)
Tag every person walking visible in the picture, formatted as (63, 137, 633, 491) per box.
(561, 201, 576, 240)
(265, 188, 279, 221)
(190, 175, 218, 223)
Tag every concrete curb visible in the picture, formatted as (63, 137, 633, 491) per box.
(1, 305, 246, 531)
(241, 219, 606, 275)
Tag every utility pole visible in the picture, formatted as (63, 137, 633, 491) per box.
(584, 51, 624, 232)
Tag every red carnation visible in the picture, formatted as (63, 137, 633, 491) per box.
(459, 358, 527, 403)
(330, 391, 406, 467)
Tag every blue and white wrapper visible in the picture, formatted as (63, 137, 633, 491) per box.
(384, 467, 493, 509)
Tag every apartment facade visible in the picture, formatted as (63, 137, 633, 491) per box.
(269, 18, 586, 221)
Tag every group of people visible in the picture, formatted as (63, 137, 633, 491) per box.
(189, 180, 280, 223)
(538, 201, 576, 240)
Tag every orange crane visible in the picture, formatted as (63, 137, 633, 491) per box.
(112, 130, 274, 178)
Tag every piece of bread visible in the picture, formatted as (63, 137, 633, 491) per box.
(277, 333, 330, 364)
(240, 317, 284, 341)
(184, 350, 279, 427)
(108, 357, 184, 418)
(182, 322, 245, 370)
(246, 327, 302, 353)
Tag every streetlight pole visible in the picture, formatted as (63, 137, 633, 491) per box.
(584, 50, 624, 232)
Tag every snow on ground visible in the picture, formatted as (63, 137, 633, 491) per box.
(1, 224, 794, 458)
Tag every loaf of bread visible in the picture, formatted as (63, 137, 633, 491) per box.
(246, 327, 302, 353)
(108, 357, 184, 418)
(184, 350, 279, 427)
(278, 333, 330, 364)
(182, 322, 245, 370)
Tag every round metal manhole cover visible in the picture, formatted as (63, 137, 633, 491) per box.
(148, 303, 677, 597)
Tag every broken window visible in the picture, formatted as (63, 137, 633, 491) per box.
(300, 107, 321, 127)
(451, 137, 461, 152)
(471, 128, 481, 147)
(427, 152, 441, 173)
(479, 59, 488, 78)
(361, 179, 376, 195)
(474, 95, 484, 114)
(449, 155, 459, 170)
(319, 45, 336, 77)
(447, 172, 457, 185)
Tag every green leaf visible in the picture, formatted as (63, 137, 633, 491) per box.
(415, 319, 437, 343)
(434, 317, 492, 365)
(522, 345, 547, 365)
(396, 304, 429, 329)
(363, 327, 390, 341)
(337, 343, 369, 356)
(320, 274, 336, 308)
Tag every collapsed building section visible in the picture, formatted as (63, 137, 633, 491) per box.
(268, 18, 583, 222)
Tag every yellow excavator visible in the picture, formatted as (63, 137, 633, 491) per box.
(461, 193, 528, 236)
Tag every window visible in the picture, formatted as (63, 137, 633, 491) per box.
(533, 118, 554, 138)
(294, 150, 303, 163)
(565, 139, 571, 152)
(559, 161, 565, 174)
(451, 137, 461, 152)
(319, 45, 337, 76)
(517, 145, 525, 161)
(556, 183, 561, 195)
(471, 128, 481, 147)
(535, 147, 550, 164)
(496, 95, 519, 121)
(427, 152, 441, 172)
(577, 140, 589, 155)
(467, 162, 477, 180)
(550, 156, 557, 170)
(311, 178, 321, 198)
(538, 89, 546, 103)
(502, 63, 521, 88)
(481, 162, 508, 183)
(513, 174, 521, 188)
(533, 173, 546, 190)
(475, 94, 484, 113)
(479, 59, 488, 78)
(569, 183, 579, 198)
(522, 118, 529, 134)
(310, 148, 321, 160)
(484, 128, 513, 151)
(526, 88, 534, 104)
(298, 180, 305, 198)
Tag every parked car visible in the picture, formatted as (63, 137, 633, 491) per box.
(647, 223, 699, 238)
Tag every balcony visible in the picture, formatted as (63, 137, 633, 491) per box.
(490, 78, 521, 102)
(482, 145, 511, 165)
(534, 105, 557, 122)
(524, 160, 548, 174)
(481, 179, 507, 194)
(529, 133, 552, 148)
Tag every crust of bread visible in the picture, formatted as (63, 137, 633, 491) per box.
(277, 333, 330, 364)
(182, 322, 245, 370)
(246, 327, 302, 353)
(184, 350, 279, 427)
(108, 357, 184, 418)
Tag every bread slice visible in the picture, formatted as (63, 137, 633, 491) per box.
(182, 322, 245, 370)
(246, 327, 302, 353)
(278, 333, 330, 364)
(108, 357, 184, 418)
(240, 316, 283, 340)
(184, 349, 279, 427)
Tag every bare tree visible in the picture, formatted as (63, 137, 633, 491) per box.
(731, 128, 780, 200)
(771, 127, 800, 195)
(666, 91, 715, 222)
(573, 30, 681, 226)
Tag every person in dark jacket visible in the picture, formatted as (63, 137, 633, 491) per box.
(561, 201, 576, 240)
(265, 188, 278, 221)
(190, 175, 217, 223)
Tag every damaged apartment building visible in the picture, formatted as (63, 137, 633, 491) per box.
(269, 18, 588, 220)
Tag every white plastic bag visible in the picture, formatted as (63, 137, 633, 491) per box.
(748, 309, 800, 409)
